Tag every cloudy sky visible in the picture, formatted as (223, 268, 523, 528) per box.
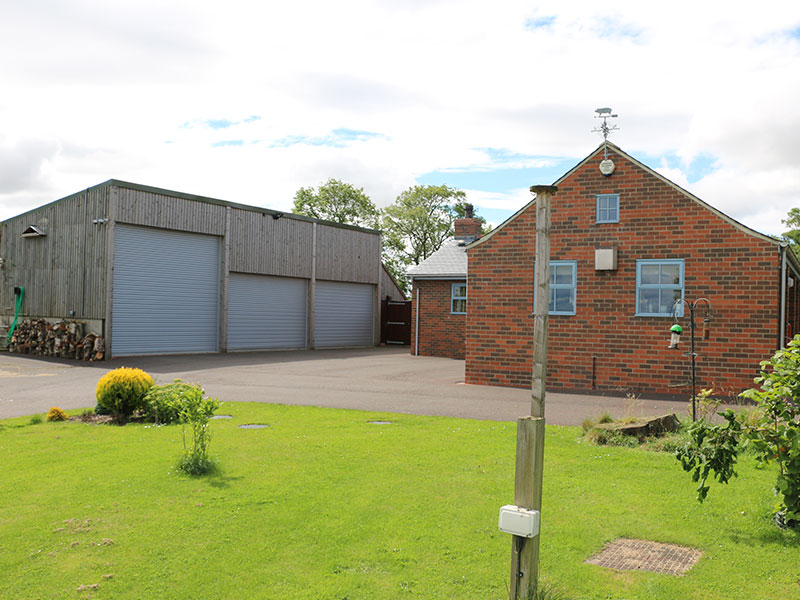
(2, 1, 799, 234)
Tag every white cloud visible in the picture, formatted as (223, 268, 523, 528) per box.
(1, 0, 799, 237)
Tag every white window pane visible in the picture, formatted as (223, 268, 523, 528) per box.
(639, 289, 659, 313)
(554, 288, 574, 313)
(660, 264, 680, 285)
(641, 265, 659, 284)
(453, 284, 466, 298)
(553, 265, 573, 285)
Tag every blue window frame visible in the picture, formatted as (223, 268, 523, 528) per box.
(534, 260, 577, 315)
(451, 282, 467, 314)
(596, 194, 619, 223)
(636, 259, 684, 316)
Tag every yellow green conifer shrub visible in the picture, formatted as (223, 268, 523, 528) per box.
(96, 367, 154, 423)
(45, 406, 68, 422)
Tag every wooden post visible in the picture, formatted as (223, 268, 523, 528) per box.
(509, 185, 556, 600)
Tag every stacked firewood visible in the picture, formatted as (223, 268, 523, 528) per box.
(8, 319, 105, 361)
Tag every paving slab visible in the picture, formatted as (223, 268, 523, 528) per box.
(0, 346, 730, 425)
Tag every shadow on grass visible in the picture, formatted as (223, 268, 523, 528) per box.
(206, 472, 244, 489)
(726, 516, 800, 548)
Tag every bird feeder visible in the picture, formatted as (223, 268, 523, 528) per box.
(668, 324, 683, 349)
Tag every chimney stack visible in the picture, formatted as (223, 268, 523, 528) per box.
(454, 203, 483, 242)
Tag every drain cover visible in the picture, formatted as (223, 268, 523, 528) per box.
(585, 538, 702, 575)
(367, 421, 393, 425)
(211, 415, 233, 419)
(238, 423, 270, 429)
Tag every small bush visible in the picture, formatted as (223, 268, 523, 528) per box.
(144, 379, 200, 425)
(174, 385, 221, 476)
(580, 417, 595, 433)
(28, 414, 43, 425)
(96, 367, 154, 423)
(597, 412, 614, 424)
(79, 408, 95, 422)
(46, 407, 68, 422)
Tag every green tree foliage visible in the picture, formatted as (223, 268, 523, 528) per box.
(676, 336, 800, 528)
(381, 185, 474, 288)
(781, 207, 800, 259)
(292, 178, 379, 229)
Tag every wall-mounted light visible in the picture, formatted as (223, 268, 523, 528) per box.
(92, 218, 109, 225)
(272, 212, 284, 220)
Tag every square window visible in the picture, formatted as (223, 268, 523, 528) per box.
(534, 260, 577, 316)
(451, 282, 467, 314)
(636, 260, 684, 316)
(596, 194, 619, 224)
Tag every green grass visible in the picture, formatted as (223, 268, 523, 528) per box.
(1, 403, 797, 599)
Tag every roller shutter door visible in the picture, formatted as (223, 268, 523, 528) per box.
(112, 225, 220, 356)
(228, 273, 307, 350)
(314, 281, 374, 347)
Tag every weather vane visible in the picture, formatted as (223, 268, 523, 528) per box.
(592, 107, 619, 176)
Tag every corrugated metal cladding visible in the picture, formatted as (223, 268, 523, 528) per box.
(0, 187, 109, 319)
(228, 273, 307, 350)
(315, 280, 375, 347)
(112, 225, 220, 356)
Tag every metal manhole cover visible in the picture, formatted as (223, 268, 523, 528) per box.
(367, 421, 393, 425)
(211, 415, 233, 419)
(585, 538, 702, 575)
(238, 423, 270, 429)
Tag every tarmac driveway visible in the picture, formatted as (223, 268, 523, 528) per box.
(0, 346, 701, 426)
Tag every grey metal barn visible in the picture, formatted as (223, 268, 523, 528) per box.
(0, 180, 391, 358)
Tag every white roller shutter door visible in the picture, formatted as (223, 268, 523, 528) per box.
(228, 273, 307, 350)
(314, 280, 374, 347)
(112, 225, 220, 356)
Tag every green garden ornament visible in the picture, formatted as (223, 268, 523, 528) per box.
(669, 324, 683, 349)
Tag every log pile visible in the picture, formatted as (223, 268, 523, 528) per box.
(8, 319, 105, 361)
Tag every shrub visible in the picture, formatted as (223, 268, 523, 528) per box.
(46, 407, 69, 422)
(174, 385, 220, 476)
(677, 335, 800, 528)
(28, 414, 43, 425)
(143, 379, 200, 424)
(95, 367, 154, 423)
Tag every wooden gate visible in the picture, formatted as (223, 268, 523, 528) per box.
(380, 300, 411, 345)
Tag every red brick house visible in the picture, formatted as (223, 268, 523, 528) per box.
(463, 142, 800, 395)
(408, 208, 483, 359)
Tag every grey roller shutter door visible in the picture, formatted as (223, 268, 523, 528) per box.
(228, 273, 307, 350)
(314, 280, 374, 347)
(112, 225, 220, 356)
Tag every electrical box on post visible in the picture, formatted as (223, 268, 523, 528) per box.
(498, 505, 540, 538)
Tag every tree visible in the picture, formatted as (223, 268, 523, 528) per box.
(676, 337, 800, 529)
(381, 184, 468, 272)
(292, 178, 379, 229)
(781, 208, 800, 259)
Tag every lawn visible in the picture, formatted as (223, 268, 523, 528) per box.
(1, 402, 797, 599)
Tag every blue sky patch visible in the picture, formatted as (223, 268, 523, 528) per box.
(205, 119, 235, 129)
(594, 17, 642, 40)
(243, 115, 261, 123)
(212, 140, 244, 147)
(417, 149, 572, 194)
(525, 16, 556, 30)
(635, 150, 719, 184)
(270, 128, 387, 148)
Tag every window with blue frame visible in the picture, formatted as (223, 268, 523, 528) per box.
(534, 260, 577, 315)
(636, 259, 684, 316)
(451, 282, 467, 314)
(596, 194, 619, 223)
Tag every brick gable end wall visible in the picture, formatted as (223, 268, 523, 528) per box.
(466, 149, 780, 396)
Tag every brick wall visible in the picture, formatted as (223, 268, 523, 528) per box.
(466, 147, 782, 396)
(411, 279, 466, 359)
